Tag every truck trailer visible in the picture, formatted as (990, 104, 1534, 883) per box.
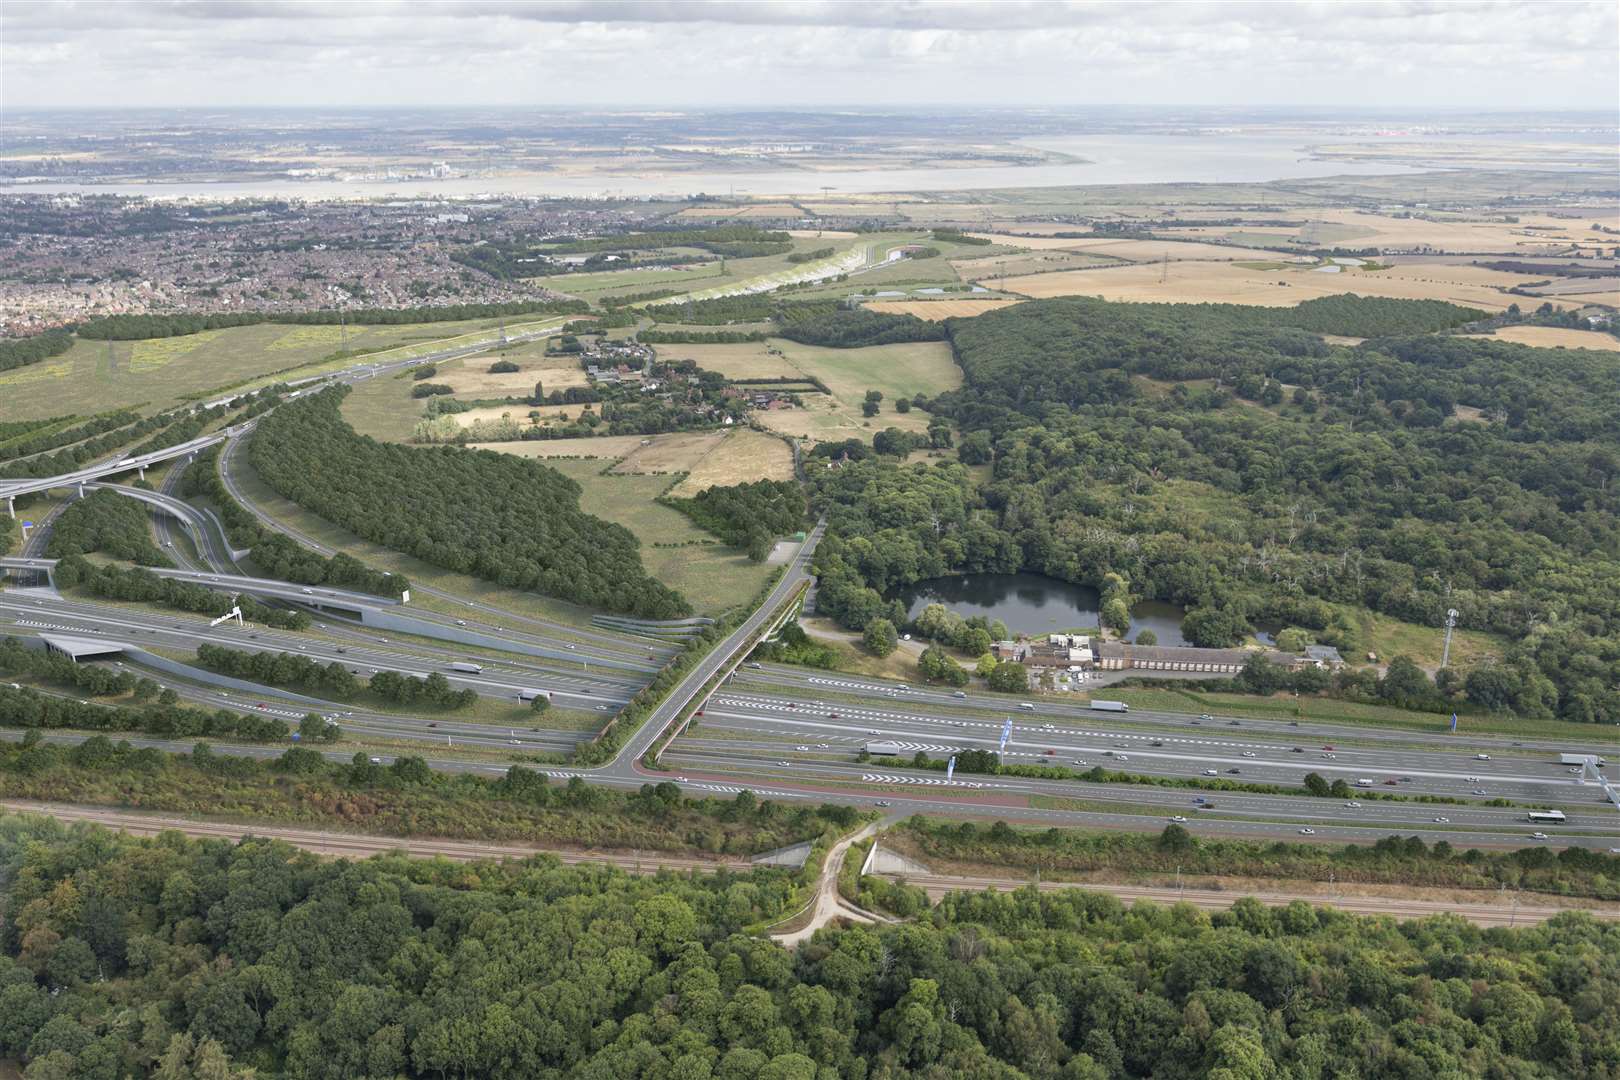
(1089, 700, 1130, 713)
(449, 662, 484, 674)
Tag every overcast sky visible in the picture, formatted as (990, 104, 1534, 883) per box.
(3, 0, 1615, 112)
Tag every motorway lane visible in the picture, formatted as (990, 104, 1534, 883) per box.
(665, 738, 1620, 835)
(694, 693, 1607, 803)
(748, 664, 1620, 760)
(603, 521, 827, 780)
(0, 593, 641, 707)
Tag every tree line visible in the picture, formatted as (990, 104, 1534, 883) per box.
(902, 816, 1620, 900)
(0, 328, 73, 373)
(0, 409, 142, 465)
(249, 387, 689, 618)
(665, 478, 806, 561)
(0, 804, 1614, 1078)
(0, 647, 286, 748)
(778, 308, 946, 348)
(55, 556, 310, 631)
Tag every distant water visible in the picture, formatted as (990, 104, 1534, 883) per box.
(893, 572, 1189, 646)
(6, 131, 1435, 201)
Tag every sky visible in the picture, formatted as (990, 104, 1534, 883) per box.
(2, 0, 1616, 112)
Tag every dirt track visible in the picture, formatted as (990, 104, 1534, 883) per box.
(0, 801, 749, 874)
(7, 801, 1614, 928)
(885, 872, 1620, 928)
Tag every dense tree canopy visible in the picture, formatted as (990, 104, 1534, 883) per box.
(809, 296, 1620, 722)
(1, 814, 1616, 1078)
(250, 387, 687, 617)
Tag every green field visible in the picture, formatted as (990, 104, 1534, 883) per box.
(543, 458, 776, 616)
(0, 316, 556, 421)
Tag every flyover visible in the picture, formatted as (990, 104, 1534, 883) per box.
(1, 430, 238, 506)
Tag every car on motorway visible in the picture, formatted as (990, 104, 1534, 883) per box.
(1531, 832, 1549, 840)
(1299, 827, 1316, 835)
(1322, 745, 1335, 751)
(776, 760, 790, 767)
(1203, 769, 1218, 776)
(1433, 817, 1450, 823)
(1290, 747, 1303, 753)
(952, 691, 967, 698)
(1150, 740, 1163, 747)
(875, 801, 891, 807)
(868, 729, 880, 735)
(1344, 800, 1361, 808)
(1473, 789, 1489, 796)
(428, 723, 437, 728)
(1476, 753, 1491, 760)
(1384, 779, 1399, 785)
(1199, 714, 1212, 721)
(369, 756, 382, 764)
(1169, 815, 1189, 824)
(1072, 759, 1089, 766)
(456, 620, 466, 626)
(595, 705, 608, 711)
(1242, 751, 1257, 758)
(509, 739, 520, 745)
(796, 745, 809, 751)
(1321, 753, 1336, 759)
(1227, 720, 1241, 726)
(828, 712, 839, 719)
(1465, 776, 1479, 782)
(1227, 768, 1241, 774)
(1115, 754, 1128, 762)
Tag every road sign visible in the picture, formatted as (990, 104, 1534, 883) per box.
(19, 521, 33, 528)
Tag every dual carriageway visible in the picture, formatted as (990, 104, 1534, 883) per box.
(0, 328, 1616, 856)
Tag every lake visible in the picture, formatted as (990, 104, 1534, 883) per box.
(894, 572, 1189, 646)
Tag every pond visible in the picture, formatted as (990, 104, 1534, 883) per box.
(893, 572, 1189, 646)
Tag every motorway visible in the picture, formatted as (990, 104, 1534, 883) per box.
(1, 325, 1617, 864)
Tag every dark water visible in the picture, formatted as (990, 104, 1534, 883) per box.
(894, 572, 1188, 646)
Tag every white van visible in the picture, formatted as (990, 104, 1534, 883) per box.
(1355, 778, 1374, 787)
(1019, 702, 1035, 711)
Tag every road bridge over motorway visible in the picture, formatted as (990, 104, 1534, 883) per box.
(1, 430, 237, 508)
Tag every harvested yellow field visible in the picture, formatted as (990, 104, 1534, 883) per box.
(993, 259, 1579, 312)
(968, 233, 1252, 262)
(648, 342, 799, 380)
(1464, 326, 1620, 351)
(787, 228, 857, 238)
(677, 203, 802, 220)
(865, 298, 1024, 320)
(451, 404, 590, 429)
(440, 355, 587, 396)
(468, 434, 650, 459)
(469, 428, 794, 494)
(667, 429, 795, 496)
(610, 431, 730, 475)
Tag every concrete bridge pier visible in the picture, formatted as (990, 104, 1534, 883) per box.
(5, 496, 12, 520)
